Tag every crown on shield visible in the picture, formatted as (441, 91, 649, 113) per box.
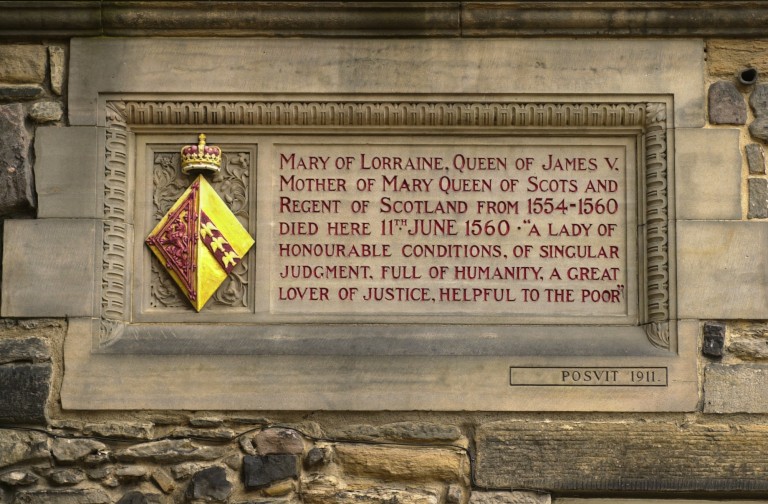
(181, 134, 222, 174)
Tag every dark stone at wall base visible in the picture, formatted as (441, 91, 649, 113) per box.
(117, 490, 163, 504)
(0, 103, 35, 216)
(186, 466, 232, 502)
(242, 454, 299, 490)
(748, 178, 768, 218)
(708, 81, 747, 124)
(703, 322, 726, 358)
(0, 363, 50, 424)
(13, 488, 111, 504)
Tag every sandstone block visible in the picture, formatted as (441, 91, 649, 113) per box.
(708, 40, 768, 78)
(242, 454, 299, 490)
(677, 221, 768, 319)
(469, 491, 550, 504)
(0, 103, 34, 216)
(255, 428, 305, 455)
(0, 470, 37, 486)
(13, 488, 110, 504)
(339, 422, 463, 443)
(51, 438, 108, 463)
(29, 101, 63, 123)
(49, 46, 65, 95)
(0, 430, 48, 468)
(475, 420, 768, 491)
(49, 468, 86, 486)
(35, 126, 103, 218)
(1, 219, 98, 317)
(334, 444, 468, 483)
(675, 128, 741, 220)
(0, 45, 46, 84)
(151, 468, 175, 493)
(83, 421, 154, 440)
(116, 439, 224, 463)
(186, 466, 232, 503)
(748, 178, 768, 218)
(728, 323, 768, 360)
(747, 144, 766, 174)
(708, 81, 746, 124)
(705, 363, 768, 412)
(303, 486, 439, 504)
(0, 363, 50, 424)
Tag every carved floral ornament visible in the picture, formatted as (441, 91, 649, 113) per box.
(102, 99, 670, 349)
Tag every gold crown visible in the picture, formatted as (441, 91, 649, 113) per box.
(181, 134, 222, 174)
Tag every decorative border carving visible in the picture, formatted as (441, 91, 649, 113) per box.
(101, 99, 671, 350)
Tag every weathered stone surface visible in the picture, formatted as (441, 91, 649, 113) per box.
(115, 439, 224, 463)
(116, 491, 164, 504)
(304, 447, 330, 469)
(728, 323, 768, 360)
(84, 422, 154, 440)
(0, 470, 38, 486)
(677, 221, 768, 319)
(703, 322, 726, 358)
(51, 438, 108, 463)
(13, 488, 111, 504)
(0, 103, 34, 216)
(254, 428, 304, 455)
(748, 178, 768, 218)
(186, 466, 232, 503)
(242, 454, 299, 490)
(339, 422, 463, 443)
(335, 444, 468, 483)
(0, 336, 51, 364)
(115, 464, 148, 481)
(49, 468, 86, 486)
(747, 144, 766, 174)
(0, 46, 46, 84)
(0, 363, 50, 424)
(469, 491, 551, 504)
(751, 84, 768, 116)
(675, 128, 742, 220)
(2, 219, 98, 317)
(705, 364, 768, 413)
(49, 46, 65, 95)
(709, 40, 768, 78)
(303, 486, 439, 504)
(151, 468, 175, 493)
(170, 427, 236, 441)
(0, 84, 44, 101)
(29, 101, 63, 123)
(189, 417, 224, 428)
(476, 420, 768, 491)
(446, 484, 464, 504)
(171, 462, 207, 480)
(263, 478, 296, 497)
(749, 117, 768, 142)
(708, 81, 746, 124)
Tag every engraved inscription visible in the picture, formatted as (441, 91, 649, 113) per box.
(509, 367, 669, 386)
(273, 142, 633, 319)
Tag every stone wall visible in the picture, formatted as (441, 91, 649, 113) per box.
(3, 6, 768, 504)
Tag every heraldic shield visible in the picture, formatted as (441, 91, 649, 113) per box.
(146, 135, 254, 311)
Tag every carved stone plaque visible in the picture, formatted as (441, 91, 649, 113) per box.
(54, 38, 706, 411)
